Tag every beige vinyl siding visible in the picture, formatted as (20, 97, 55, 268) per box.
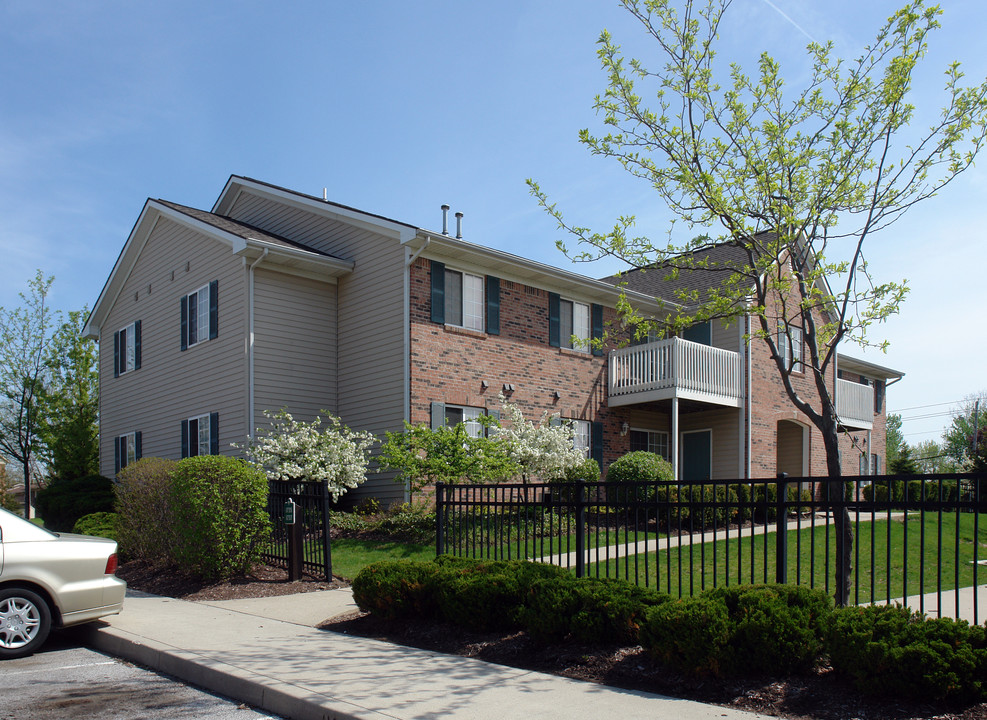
(227, 191, 406, 502)
(99, 217, 247, 476)
(712, 318, 738, 352)
(679, 407, 741, 480)
(253, 267, 337, 430)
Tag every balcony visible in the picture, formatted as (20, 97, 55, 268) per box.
(836, 378, 874, 429)
(608, 337, 743, 408)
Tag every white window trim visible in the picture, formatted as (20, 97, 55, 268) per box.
(572, 419, 591, 458)
(561, 298, 591, 352)
(188, 413, 211, 457)
(777, 321, 803, 372)
(444, 268, 484, 332)
(186, 283, 211, 347)
(117, 321, 136, 374)
(444, 404, 485, 439)
(119, 432, 137, 469)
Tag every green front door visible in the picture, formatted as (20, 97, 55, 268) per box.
(682, 430, 711, 482)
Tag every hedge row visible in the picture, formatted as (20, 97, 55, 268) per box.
(353, 558, 987, 703)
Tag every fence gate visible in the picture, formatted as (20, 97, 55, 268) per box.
(264, 479, 333, 581)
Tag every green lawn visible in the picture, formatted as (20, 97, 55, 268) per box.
(328, 538, 434, 580)
(586, 512, 987, 601)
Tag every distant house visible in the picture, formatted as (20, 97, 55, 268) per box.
(84, 176, 902, 504)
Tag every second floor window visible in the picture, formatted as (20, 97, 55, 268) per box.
(181, 280, 218, 350)
(444, 269, 484, 332)
(113, 320, 141, 377)
(560, 299, 590, 351)
(777, 322, 803, 371)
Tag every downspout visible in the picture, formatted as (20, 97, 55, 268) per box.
(402, 236, 428, 504)
(247, 249, 269, 439)
(746, 312, 752, 479)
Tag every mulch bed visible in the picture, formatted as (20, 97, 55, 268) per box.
(120, 560, 987, 720)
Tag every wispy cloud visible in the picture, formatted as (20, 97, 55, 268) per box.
(758, 0, 818, 44)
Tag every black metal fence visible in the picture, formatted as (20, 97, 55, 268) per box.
(264, 479, 333, 580)
(435, 474, 985, 621)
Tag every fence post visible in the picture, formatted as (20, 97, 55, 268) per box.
(321, 481, 333, 581)
(435, 482, 445, 558)
(776, 473, 789, 585)
(575, 482, 586, 578)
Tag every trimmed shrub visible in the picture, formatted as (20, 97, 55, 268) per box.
(114, 457, 177, 564)
(169, 456, 271, 580)
(607, 452, 674, 485)
(351, 560, 441, 621)
(640, 584, 832, 677)
(72, 511, 119, 540)
(640, 594, 733, 676)
(827, 604, 987, 703)
(432, 559, 569, 631)
(522, 576, 669, 645)
(35, 474, 115, 532)
(562, 458, 601, 483)
(375, 502, 436, 543)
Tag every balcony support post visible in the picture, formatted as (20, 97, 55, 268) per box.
(671, 397, 679, 482)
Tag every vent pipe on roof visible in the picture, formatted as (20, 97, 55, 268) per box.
(455, 211, 463, 239)
(441, 204, 450, 235)
(323, 188, 328, 201)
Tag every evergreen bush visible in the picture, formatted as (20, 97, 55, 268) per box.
(72, 511, 119, 540)
(34, 474, 114, 532)
(351, 560, 441, 621)
(827, 604, 987, 702)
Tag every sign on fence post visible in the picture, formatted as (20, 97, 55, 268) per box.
(776, 474, 789, 585)
(285, 497, 303, 581)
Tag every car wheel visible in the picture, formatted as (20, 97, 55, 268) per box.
(0, 587, 52, 659)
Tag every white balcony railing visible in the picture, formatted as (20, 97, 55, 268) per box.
(836, 378, 874, 429)
(608, 337, 742, 407)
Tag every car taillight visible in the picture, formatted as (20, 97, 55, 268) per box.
(105, 553, 118, 575)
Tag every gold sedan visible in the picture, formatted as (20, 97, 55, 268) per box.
(0, 508, 126, 659)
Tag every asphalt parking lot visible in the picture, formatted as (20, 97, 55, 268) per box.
(0, 627, 281, 720)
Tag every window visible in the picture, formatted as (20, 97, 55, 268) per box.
(777, 322, 802, 371)
(872, 454, 881, 475)
(114, 431, 141, 474)
(560, 299, 590, 351)
(572, 419, 591, 458)
(630, 429, 670, 460)
(182, 412, 218, 458)
(859, 453, 868, 475)
(444, 269, 484, 331)
(444, 404, 484, 438)
(181, 280, 218, 350)
(113, 321, 141, 377)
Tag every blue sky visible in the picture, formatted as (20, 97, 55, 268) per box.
(1, 1, 984, 447)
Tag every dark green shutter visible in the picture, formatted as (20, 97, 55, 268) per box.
(180, 296, 188, 351)
(430, 260, 445, 324)
(431, 402, 446, 430)
(114, 436, 121, 474)
(548, 292, 561, 347)
(134, 320, 142, 369)
(208, 280, 219, 340)
(486, 276, 500, 335)
(591, 422, 604, 468)
(591, 303, 603, 356)
(135, 431, 142, 461)
(210, 412, 219, 455)
(113, 331, 120, 378)
(181, 419, 189, 458)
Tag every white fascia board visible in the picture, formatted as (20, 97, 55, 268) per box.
(84, 200, 159, 339)
(214, 176, 418, 243)
(409, 232, 672, 312)
(231, 237, 354, 280)
(836, 354, 905, 381)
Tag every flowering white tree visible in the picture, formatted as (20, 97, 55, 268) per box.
(492, 395, 586, 481)
(238, 409, 376, 501)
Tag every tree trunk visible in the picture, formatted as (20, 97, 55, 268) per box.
(21, 459, 31, 520)
(820, 413, 852, 606)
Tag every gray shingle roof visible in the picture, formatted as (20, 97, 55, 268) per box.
(156, 200, 340, 259)
(598, 242, 756, 305)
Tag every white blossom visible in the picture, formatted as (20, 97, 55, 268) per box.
(236, 409, 376, 501)
(491, 394, 585, 480)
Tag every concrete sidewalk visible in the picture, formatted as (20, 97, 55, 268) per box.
(84, 588, 767, 720)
